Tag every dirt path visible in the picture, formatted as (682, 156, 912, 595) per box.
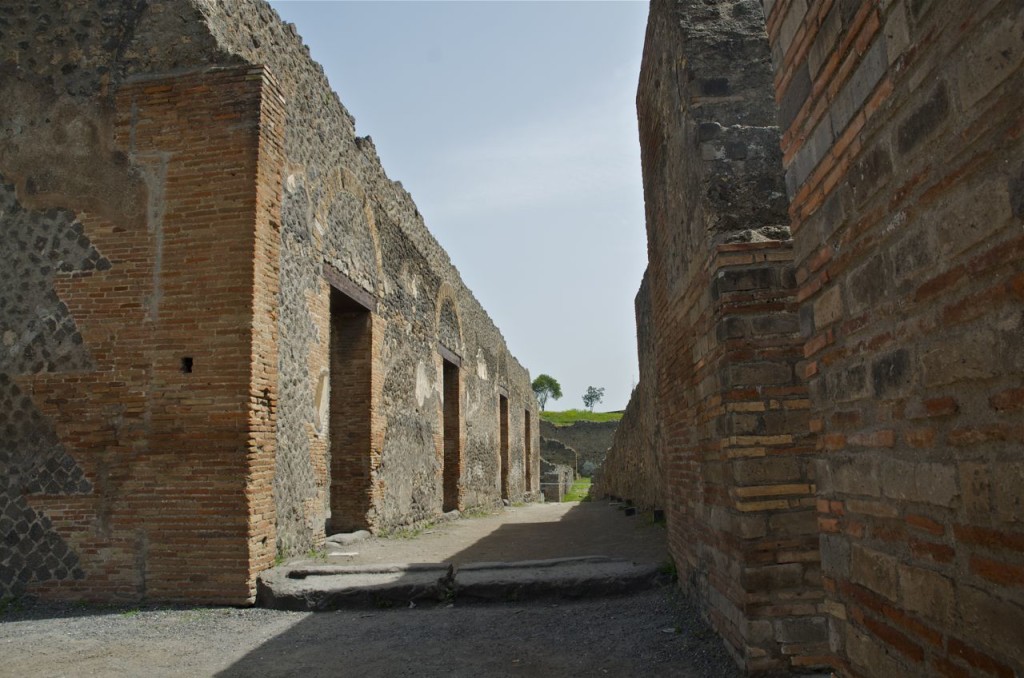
(0, 501, 744, 677)
(312, 500, 669, 567)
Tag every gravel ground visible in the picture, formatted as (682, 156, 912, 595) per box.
(0, 589, 742, 677)
(0, 501, 744, 677)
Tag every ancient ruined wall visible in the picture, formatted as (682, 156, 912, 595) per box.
(763, 0, 1024, 675)
(538, 419, 618, 474)
(630, 0, 824, 671)
(1, 0, 538, 604)
(595, 272, 664, 511)
(195, 0, 539, 540)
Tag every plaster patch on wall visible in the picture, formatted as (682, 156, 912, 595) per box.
(414, 360, 435, 408)
(476, 349, 489, 380)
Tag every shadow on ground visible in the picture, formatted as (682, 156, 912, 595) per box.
(215, 501, 741, 678)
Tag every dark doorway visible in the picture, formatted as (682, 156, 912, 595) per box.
(328, 285, 373, 533)
(442, 359, 461, 512)
(524, 410, 532, 492)
(499, 394, 510, 500)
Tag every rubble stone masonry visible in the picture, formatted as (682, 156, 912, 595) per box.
(0, 0, 538, 605)
(605, 0, 1024, 674)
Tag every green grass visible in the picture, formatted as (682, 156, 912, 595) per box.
(562, 477, 592, 502)
(540, 409, 623, 426)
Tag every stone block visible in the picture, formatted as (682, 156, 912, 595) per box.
(898, 563, 954, 626)
(769, 509, 818, 535)
(773, 616, 828, 644)
(921, 329, 998, 388)
(727, 362, 793, 387)
(831, 455, 882, 497)
(820, 533, 851, 578)
(750, 312, 799, 336)
(954, 5, 1024, 108)
(713, 266, 778, 296)
(848, 144, 893, 203)
(882, 1, 910, 65)
(813, 284, 843, 330)
(808, 2, 842, 76)
(827, 363, 869, 403)
(831, 37, 888, 135)
(959, 462, 992, 518)
(870, 348, 912, 397)
(882, 459, 957, 507)
(851, 544, 899, 601)
(958, 585, 1024, 664)
(733, 455, 801, 485)
(993, 461, 1024, 523)
(897, 83, 950, 155)
(776, 0, 808, 59)
(744, 562, 805, 591)
(847, 254, 888, 315)
(845, 625, 907, 677)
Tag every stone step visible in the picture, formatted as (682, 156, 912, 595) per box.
(256, 556, 668, 611)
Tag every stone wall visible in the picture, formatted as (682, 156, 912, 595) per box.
(540, 436, 578, 472)
(540, 459, 575, 503)
(606, 0, 1024, 674)
(0, 0, 539, 605)
(593, 273, 663, 511)
(610, 0, 824, 672)
(763, 0, 1024, 675)
(539, 419, 618, 475)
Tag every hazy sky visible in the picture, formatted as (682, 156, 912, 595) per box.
(269, 0, 651, 411)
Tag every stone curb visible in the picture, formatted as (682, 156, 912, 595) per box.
(256, 557, 668, 611)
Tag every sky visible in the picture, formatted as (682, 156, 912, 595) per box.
(269, 0, 651, 412)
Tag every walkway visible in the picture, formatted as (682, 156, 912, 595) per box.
(259, 500, 672, 610)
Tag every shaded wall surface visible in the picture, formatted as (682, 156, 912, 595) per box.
(0, 0, 539, 605)
(606, 0, 1024, 675)
(613, 0, 824, 672)
(596, 272, 664, 512)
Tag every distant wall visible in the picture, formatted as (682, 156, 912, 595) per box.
(539, 419, 618, 474)
(594, 273, 663, 511)
(540, 459, 575, 503)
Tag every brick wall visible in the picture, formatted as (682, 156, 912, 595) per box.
(3, 0, 542, 604)
(628, 1, 825, 671)
(596, 273, 664, 511)
(763, 0, 1024, 674)
(1, 66, 283, 604)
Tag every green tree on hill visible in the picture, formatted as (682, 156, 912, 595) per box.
(582, 386, 605, 412)
(531, 374, 562, 411)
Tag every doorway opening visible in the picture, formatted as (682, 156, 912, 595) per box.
(328, 284, 373, 533)
(524, 410, 532, 492)
(499, 394, 510, 500)
(442, 359, 461, 512)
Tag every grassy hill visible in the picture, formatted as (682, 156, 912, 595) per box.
(539, 409, 623, 426)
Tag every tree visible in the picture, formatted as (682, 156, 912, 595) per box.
(582, 386, 605, 412)
(531, 374, 562, 411)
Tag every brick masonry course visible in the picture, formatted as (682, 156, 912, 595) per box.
(604, 0, 1024, 675)
(0, 0, 539, 605)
